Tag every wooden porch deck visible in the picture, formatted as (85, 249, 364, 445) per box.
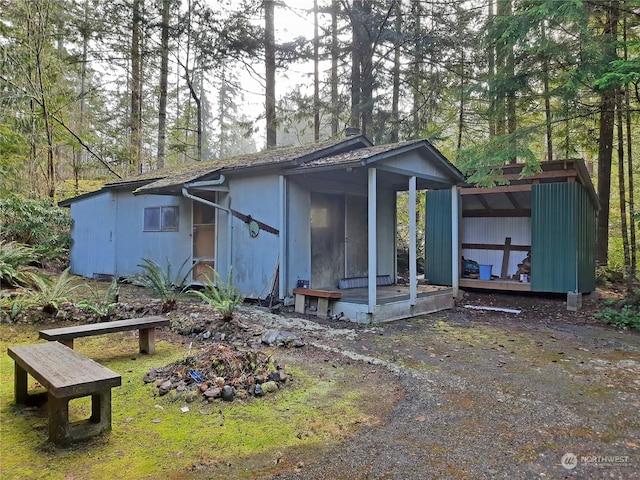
(327, 284, 451, 304)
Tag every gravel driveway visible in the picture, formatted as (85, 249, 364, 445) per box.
(248, 292, 640, 480)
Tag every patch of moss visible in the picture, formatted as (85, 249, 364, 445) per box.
(0, 326, 397, 480)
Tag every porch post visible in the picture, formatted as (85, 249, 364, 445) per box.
(451, 185, 459, 294)
(279, 175, 286, 299)
(409, 176, 417, 305)
(367, 167, 377, 313)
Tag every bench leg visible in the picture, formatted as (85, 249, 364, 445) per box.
(48, 394, 70, 444)
(14, 363, 29, 404)
(59, 339, 74, 349)
(48, 390, 113, 444)
(90, 390, 112, 428)
(139, 328, 156, 355)
(316, 298, 329, 318)
(294, 294, 305, 314)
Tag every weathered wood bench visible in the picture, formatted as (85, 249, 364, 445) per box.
(39, 316, 170, 355)
(292, 288, 342, 318)
(7, 342, 121, 444)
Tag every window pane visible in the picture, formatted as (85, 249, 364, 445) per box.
(144, 207, 160, 231)
(161, 206, 179, 231)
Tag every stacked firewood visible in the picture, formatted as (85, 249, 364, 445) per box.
(517, 252, 531, 276)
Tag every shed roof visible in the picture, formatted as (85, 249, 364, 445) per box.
(460, 159, 599, 216)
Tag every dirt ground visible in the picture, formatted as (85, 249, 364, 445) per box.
(15, 283, 637, 479)
(142, 287, 640, 480)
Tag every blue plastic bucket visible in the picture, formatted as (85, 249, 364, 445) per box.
(479, 264, 492, 280)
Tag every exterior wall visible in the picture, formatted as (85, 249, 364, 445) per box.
(381, 149, 454, 179)
(286, 180, 311, 293)
(68, 191, 116, 278)
(376, 187, 396, 278)
(227, 175, 281, 298)
(113, 191, 192, 278)
(532, 182, 596, 293)
(461, 217, 531, 279)
(68, 190, 192, 279)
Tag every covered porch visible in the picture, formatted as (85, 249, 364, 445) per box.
(279, 139, 463, 323)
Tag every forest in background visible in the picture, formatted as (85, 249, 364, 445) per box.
(0, 0, 638, 287)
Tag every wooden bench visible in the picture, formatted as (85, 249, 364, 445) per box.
(7, 342, 121, 444)
(292, 288, 342, 317)
(39, 316, 170, 355)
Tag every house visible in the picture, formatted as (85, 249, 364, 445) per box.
(425, 159, 598, 307)
(60, 134, 465, 323)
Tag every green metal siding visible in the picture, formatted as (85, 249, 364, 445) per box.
(531, 183, 596, 293)
(425, 189, 453, 285)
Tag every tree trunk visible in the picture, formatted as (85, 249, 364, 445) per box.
(411, 0, 422, 136)
(130, 0, 142, 174)
(331, 0, 339, 136)
(313, 0, 320, 142)
(457, 48, 465, 151)
(157, 0, 170, 169)
(184, 68, 202, 161)
(265, 0, 277, 148)
(595, 1, 619, 266)
(504, 0, 516, 162)
(390, 0, 401, 143)
(616, 90, 631, 291)
(542, 22, 553, 162)
(488, 0, 496, 139)
(623, 9, 637, 282)
(350, 0, 362, 132)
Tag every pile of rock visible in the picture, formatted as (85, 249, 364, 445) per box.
(143, 342, 290, 402)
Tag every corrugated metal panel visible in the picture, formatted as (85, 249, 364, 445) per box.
(531, 182, 596, 293)
(461, 217, 531, 277)
(425, 189, 453, 285)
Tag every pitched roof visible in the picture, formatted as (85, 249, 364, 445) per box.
(132, 135, 373, 195)
(59, 135, 462, 204)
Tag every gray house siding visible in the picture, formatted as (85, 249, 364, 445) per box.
(68, 191, 116, 278)
(227, 175, 281, 298)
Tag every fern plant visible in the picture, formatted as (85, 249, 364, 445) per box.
(128, 257, 196, 312)
(0, 240, 41, 288)
(77, 278, 120, 321)
(31, 268, 85, 315)
(190, 267, 244, 321)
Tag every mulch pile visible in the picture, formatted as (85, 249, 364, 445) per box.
(143, 342, 291, 402)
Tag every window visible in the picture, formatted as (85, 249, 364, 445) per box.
(144, 206, 179, 232)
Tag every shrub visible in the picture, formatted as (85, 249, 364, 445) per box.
(190, 267, 244, 321)
(595, 301, 640, 330)
(128, 258, 195, 312)
(0, 193, 71, 266)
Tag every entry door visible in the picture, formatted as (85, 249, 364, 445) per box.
(311, 192, 345, 288)
(192, 196, 216, 283)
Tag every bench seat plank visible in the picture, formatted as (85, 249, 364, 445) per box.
(292, 288, 342, 299)
(39, 316, 170, 354)
(8, 342, 121, 398)
(39, 316, 170, 341)
(292, 289, 342, 317)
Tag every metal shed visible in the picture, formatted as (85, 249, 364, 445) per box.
(425, 159, 599, 298)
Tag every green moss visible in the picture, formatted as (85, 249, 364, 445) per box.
(0, 326, 395, 480)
